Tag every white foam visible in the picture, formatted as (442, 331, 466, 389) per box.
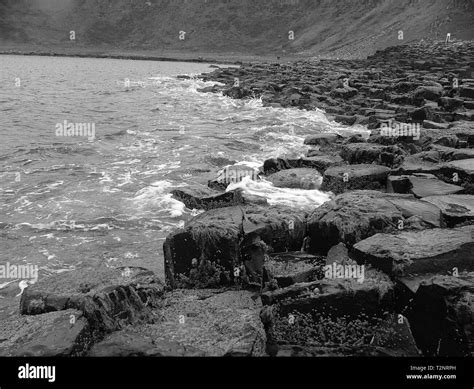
(227, 176, 332, 209)
(131, 180, 186, 218)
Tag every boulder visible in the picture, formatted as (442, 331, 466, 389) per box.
(94, 289, 266, 356)
(272, 314, 419, 357)
(422, 194, 474, 227)
(307, 191, 442, 254)
(352, 226, 474, 276)
(388, 175, 464, 198)
(171, 186, 266, 210)
(320, 164, 390, 194)
(413, 85, 443, 101)
(407, 273, 474, 356)
(266, 168, 323, 189)
(164, 205, 307, 288)
(263, 155, 343, 175)
(330, 86, 358, 99)
(223, 86, 253, 99)
(0, 310, 91, 356)
(20, 265, 164, 335)
(326, 243, 352, 265)
(340, 143, 405, 167)
(304, 133, 342, 147)
(261, 267, 394, 318)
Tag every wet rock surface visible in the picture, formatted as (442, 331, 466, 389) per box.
(90, 289, 266, 356)
(4, 41, 474, 357)
(352, 226, 474, 276)
(193, 41, 474, 357)
(406, 273, 474, 356)
(20, 265, 165, 335)
(0, 310, 91, 356)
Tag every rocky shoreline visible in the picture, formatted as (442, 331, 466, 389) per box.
(1, 40, 473, 357)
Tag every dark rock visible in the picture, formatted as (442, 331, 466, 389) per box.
(407, 273, 474, 356)
(422, 195, 474, 227)
(303, 133, 342, 147)
(263, 155, 343, 175)
(164, 205, 307, 288)
(439, 97, 464, 111)
(340, 143, 405, 167)
(334, 115, 357, 125)
(88, 330, 205, 356)
(460, 86, 474, 99)
(387, 176, 411, 193)
(20, 266, 164, 335)
(223, 86, 253, 99)
(330, 86, 358, 99)
(307, 191, 443, 254)
(413, 85, 443, 101)
(266, 168, 323, 189)
(390, 175, 464, 198)
(171, 186, 267, 210)
(321, 164, 390, 194)
(263, 267, 394, 318)
(0, 310, 91, 356)
(100, 289, 266, 356)
(352, 226, 474, 276)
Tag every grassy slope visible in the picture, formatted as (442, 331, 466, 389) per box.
(0, 0, 473, 59)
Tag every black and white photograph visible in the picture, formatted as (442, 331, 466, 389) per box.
(0, 0, 473, 387)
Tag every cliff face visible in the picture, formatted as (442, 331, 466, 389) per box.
(1, 0, 473, 57)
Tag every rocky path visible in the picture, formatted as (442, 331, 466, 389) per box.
(1, 41, 473, 357)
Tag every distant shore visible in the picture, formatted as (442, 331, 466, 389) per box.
(0, 44, 312, 65)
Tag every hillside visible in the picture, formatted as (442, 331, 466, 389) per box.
(0, 0, 473, 58)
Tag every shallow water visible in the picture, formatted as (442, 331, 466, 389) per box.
(0, 54, 369, 318)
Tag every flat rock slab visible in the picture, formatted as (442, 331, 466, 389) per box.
(263, 155, 343, 175)
(405, 176, 464, 198)
(0, 310, 91, 356)
(422, 194, 474, 227)
(262, 267, 394, 318)
(171, 186, 261, 210)
(307, 191, 442, 254)
(407, 273, 474, 356)
(20, 265, 164, 334)
(352, 226, 474, 276)
(91, 289, 266, 356)
(304, 133, 342, 147)
(340, 143, 404, 167)
(88, 329, 205, 356)
(164, 205, 307, 288)
(265, 252, 325, 288)
(273, 314, 419, 357)
(266, 168, 323, 189)
(321, 164, 390, 194)
(440, 158, 474, 182)
(397, 157, 474, 190)
(430, 145, 474, 161)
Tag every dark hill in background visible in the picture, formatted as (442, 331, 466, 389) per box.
(1, 0, 473, 59)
